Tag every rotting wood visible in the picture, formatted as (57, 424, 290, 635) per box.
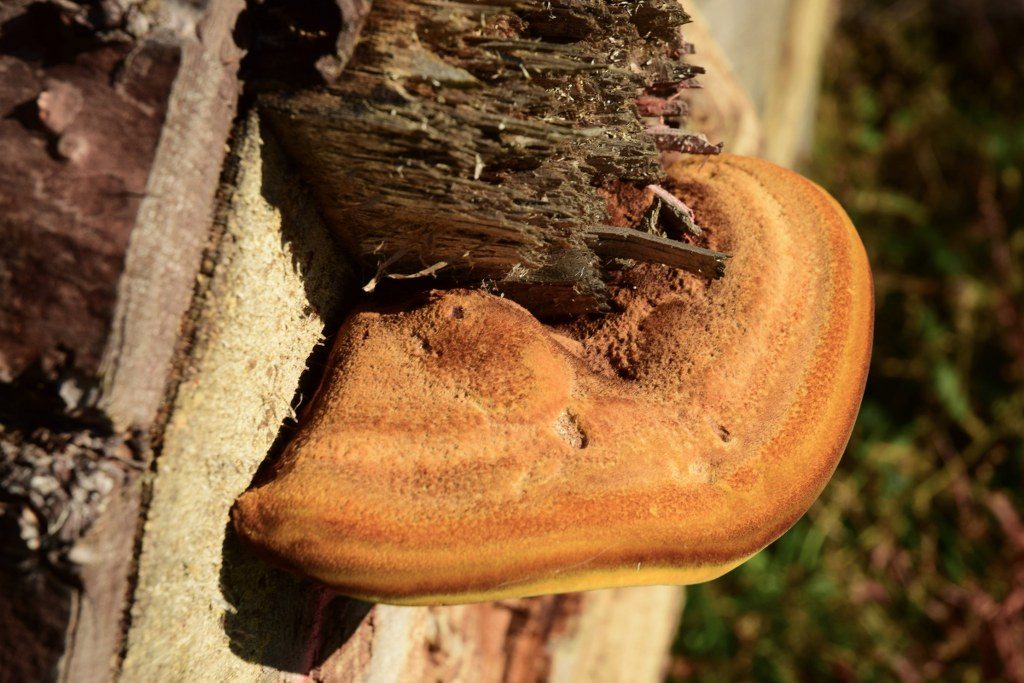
(258, 0, 723, 317)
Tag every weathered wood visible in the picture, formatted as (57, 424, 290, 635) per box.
(0, 5, 179, 383)
(98, 0, 247, 429)
(0, 1, 244, 680)
(260, 0, 717, 316)
(648, 184, 703, 236)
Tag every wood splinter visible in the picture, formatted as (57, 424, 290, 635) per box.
(647, 184, 703, 237)
(584, 226, 727, 279)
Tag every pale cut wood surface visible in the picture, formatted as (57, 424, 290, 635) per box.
(677, 2, 764, 157)
(689, 0, 837, 167)
(761, 0, 839, 167)
(689, 0, 791, 117)
(120, 112, 355, 681)
(547, 586, 685, 683)
(312, 588, 683, 682)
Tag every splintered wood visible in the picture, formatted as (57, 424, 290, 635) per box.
(261, 0, 724, 316)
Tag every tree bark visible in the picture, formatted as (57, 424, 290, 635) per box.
(0, 1, 244, 680)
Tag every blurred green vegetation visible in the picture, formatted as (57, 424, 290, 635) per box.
(670, 1, 1024, 681)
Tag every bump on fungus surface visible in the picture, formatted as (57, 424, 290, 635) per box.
(231, 154, 873, 605)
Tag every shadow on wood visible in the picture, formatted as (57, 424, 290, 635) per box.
(119, 111, 357, 680)
(220, 522, 372, 673)
(216, 131, 371, 669)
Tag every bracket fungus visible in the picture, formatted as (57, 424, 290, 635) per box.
(232, 154, 873, 605)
